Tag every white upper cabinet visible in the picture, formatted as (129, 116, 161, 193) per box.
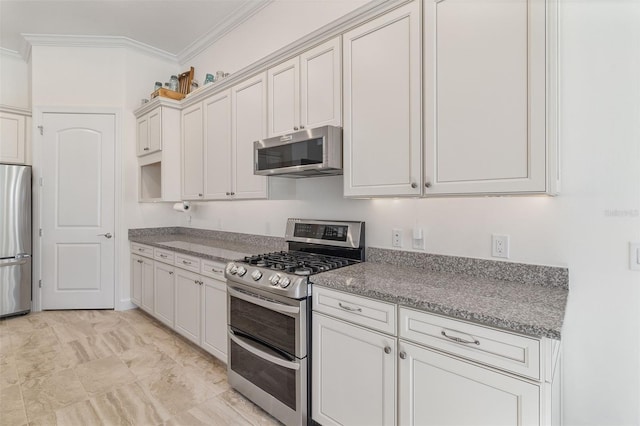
(204, 90, 233, 199)
(181, 103, 204, 199)
(424, 0, 558, 195)
(232, 72, 269, 199)
(342, 2, 422, 197)
(137, 107, 163, 156)
(0, 108, 30, 165)
(268, 37, 341, 137)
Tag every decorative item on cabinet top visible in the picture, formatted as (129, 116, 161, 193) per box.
(151, 67, 195, 101)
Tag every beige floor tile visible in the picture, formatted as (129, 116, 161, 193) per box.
(130, 321, 176, 346)
(21, 369, 87, 421)
(91, 381, 169, 425)
(53, 399, 102, 426)
(4, 314, 49, 335)
(61, 334, 114, 367)
(101, 325, 147, 354)
(15, 344, 73, 382)
(91, 316, 129, 335)
(138, 364, 226, 417)
(0, 332, 13, 355)
(72, 310, 114, 322)
(118, 343, 178, 380)
(40, 310, 82, 327)
(0, 354, 19, 390)
(74, 356, 136, 397)
(51, 321, 96, 344)
(151, 335, 202, 364)
(26, 411, 56, 426)
(219, 389, 282, 426)
(0, 384, 28, 426)
(11, 328, 59, 354)
(166, 394, 254, 426)
(117, 308, 149, 324)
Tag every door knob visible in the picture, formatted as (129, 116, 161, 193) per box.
(97, 233, 112, 239)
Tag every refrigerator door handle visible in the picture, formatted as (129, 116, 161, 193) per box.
(0, 257, 29, 267)
(15, 253, 31, 259)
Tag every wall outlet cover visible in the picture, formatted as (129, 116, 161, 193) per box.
(492, 234, 510, 259)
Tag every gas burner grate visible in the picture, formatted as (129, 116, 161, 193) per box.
(242, 251, 358, 276)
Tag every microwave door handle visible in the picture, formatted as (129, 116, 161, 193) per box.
(228, 286, 300, 315)
(229, 329, 300, 371)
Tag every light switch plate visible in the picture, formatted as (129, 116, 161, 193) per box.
(630, 242, 640, 271)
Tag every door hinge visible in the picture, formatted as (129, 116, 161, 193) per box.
(39, 280, 42, 288)
(39, 228, 42, 237)
(37, 125, 43, 135)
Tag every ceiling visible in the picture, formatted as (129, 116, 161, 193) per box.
(0, 0, 270, 59)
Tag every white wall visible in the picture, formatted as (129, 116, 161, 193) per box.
(173, 1, 640, 425)
(0, 49, 30, 108)
(30, 45, 179, 309)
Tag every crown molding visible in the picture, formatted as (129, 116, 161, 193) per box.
(177, 0, 273, 65)
(0, 47, 23, 60)
(20, 34, 177, 62)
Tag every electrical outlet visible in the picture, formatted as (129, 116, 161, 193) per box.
(492, 234, 510, 259)
(392, 229, 403, 248)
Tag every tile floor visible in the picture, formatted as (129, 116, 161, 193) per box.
(0, 309, 281, 425)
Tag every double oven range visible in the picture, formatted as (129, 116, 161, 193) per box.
(225, 218, 365, 426)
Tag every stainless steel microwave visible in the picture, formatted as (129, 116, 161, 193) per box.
(253, 125, 342, 178)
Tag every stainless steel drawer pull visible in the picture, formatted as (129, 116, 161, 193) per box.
(211, 268, 223, 273)
(441, 330, 480, 345)
(182, 260, 191, 265)
(338, 302, 362, 312)
(160, 254, 168, 258)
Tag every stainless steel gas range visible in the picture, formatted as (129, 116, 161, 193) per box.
(225, 218, 365, 426)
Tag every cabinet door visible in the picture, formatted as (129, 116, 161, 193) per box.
(301, 37, 342, 130)
(130, 254, 143, 306)
(424, 0, 548, 194)
(181, 103, 204, 200)
(231, 73, 268, 199)
(136, 114, 149, 156)
(267, 57, 300, 137)
(201, 276, 227, 362)
(141, 257, 154, 313)
(154, 262, 175, 328)
(148, 108, 163, 154)
(174, 268, 202, 344)
(0, 112, 26, 164)
(399, 341, 540, 426)
(343, 2, 422, 197)
(312, 312, 396, 426)
(204, 90, 232, 199)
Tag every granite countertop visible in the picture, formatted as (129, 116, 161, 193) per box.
(311, 260, 568, 340)
(129, 228, 286, 263)
(129, 227, 568, 340)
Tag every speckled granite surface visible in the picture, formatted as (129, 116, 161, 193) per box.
(128, 227, 286, 262)
(129, 227, 568, 339)
(368, 247, 569, 289)
(311, 261, 568, 340)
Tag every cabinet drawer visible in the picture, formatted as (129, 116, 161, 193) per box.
(131, 243, 154, 259)
(154, 248, 175, 264)
(399, 308, 540, 379)
(200, 260, 226, 280)
(175, 253, 201, 273)
(313, 287, 396, 335)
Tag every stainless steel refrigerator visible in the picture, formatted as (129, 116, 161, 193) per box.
(0, 164, 31, 317)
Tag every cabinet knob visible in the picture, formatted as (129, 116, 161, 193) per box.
(169, 271, 174, 275)
(230, 192, 235, 196)
(143, 147, 149, 151)
(411, 182, 417, 189)
(198, 193, 203, 197)
(384, 346, 392, 354)
(300, 125, 305, 129)
(294, 126, 299, 131)
(225, 192, 230, 196)
(399, 351, 407, 359)
(425, 182, 432, 188)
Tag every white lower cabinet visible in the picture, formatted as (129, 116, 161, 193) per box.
(174, 268, 202, 345)
(130, 245, 227, 363)
(398, 341, 540, 426)
(153, 262, 175, 328)
(201, 275, 228, 363)
(312, 287, 560, 426)
(312, 312, 397, 426)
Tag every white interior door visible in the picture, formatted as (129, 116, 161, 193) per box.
(41, 113, 115, 309)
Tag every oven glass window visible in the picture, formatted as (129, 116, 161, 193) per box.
(229, 296, 297, 356)
(230, 339, 297, 410)
(257, 138, 324, 171)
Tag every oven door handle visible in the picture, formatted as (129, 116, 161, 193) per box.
(229, 330, 301, 371)
(228, 286, 301, 315)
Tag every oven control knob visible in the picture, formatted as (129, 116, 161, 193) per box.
(237, 266, 247, 277)
(270, 274, 280, 286)
(226, 263, 238, 275)
(251, 270, 263, 281)
(279, 277, 291, 288)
